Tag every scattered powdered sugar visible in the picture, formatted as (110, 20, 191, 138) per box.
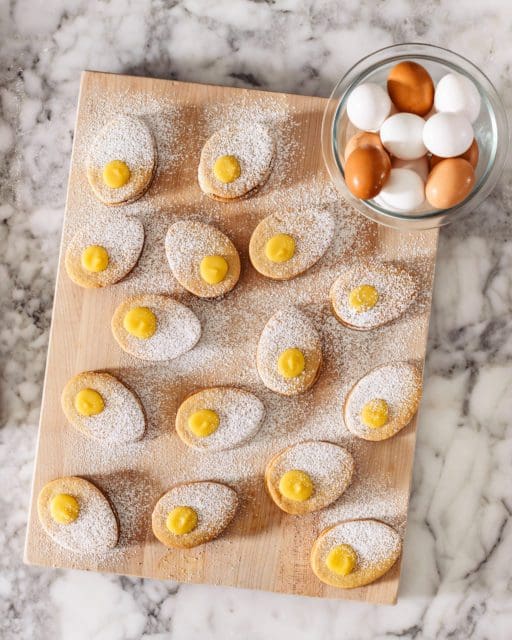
(153, 482, 238, 538)
(330, 261, 417, 329)
(35, 79, 437, 577)
(179, 387, 265, 451)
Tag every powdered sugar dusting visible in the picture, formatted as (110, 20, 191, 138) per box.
(178, 387, 265, 451)
(153, 482, 238, 539)
(317, 519, 401, 571)
(32, 77, 438, 588)
(330, 262, 417, 329)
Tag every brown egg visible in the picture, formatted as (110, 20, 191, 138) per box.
(426, 158, 475, 209)
(344, 131, 383, 162)
(430, 138, 479, 170)
(387, 61, 434, 116)
(345, 145, 391, 199)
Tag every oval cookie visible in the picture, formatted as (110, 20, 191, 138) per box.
(311, 519, 402, 588)
(265, 440, 354, 515)
(198, 122, 274, 201)
(65, 215, 144, 288)
(37, 476, 119, 553)
(257, 307, 322, 396)
(165, 221, 240, 298)
(111, 294, 201, 361)
(344, 362, 422, 441)
(86, 115, 157, 206)
(249, 208, 334, 280)
(61, 371, 145, 443)
(176, 386, 265, 451)
(330, 262, 417, 330)
(152, 481, 238, 549)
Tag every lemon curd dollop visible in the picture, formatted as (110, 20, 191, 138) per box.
(213, 155, 241, 184)
(325, 544, 358, 576)
(278, 469, 314, 502)
(187, 409, 220, 438)
(123, 306, 157, 339)
(50, 493, 80, 525)
(265, 233, 296, 263)
(74, 388, 105, 417)
(81, 245, 109, 273)
(166, 506, 198, 535)
(348, 284, 379, 313)
(277, 347, 305, 379)
(200, 255, 229, 284)
(102, 159, 131, 189)
(361, 398, 389, 429)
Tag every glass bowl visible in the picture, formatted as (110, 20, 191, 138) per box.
(321, 43, 509, 230)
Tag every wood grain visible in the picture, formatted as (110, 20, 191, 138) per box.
(24, 71, 438, 604)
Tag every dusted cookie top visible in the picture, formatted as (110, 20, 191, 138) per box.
(37, 477, 118, 554)
(111, 294, 201, 361)
(265, 441, 354, 515)
(65, 214, 144, 288)
(330, 262, 417, 331)
(61, 371, 145, 443)
(198, 123, 274, 201)
(344, 362, 422, 441)
(249, 208, 334, 280)
(257, 307, 322, 396)
(86, 115, 156, 206)
(165, 220, 240, 298)
(152, 481, 238, 549)
(311, 519, 402, 588)
(175, 386, 265, 451)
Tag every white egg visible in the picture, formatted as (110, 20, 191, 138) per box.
(422, 112, 473, 158)
(346, 83, 391, 132)
(434, 73, 481, 123)
(391, 156, 429, 182)
(378, 168, 425, 211)
(379, 114, 426, 160)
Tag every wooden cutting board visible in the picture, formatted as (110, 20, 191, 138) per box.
(24, 71, 438, 604)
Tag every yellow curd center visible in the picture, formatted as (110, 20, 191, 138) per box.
(74, 388, 105, 417)
(325, 544, 357, 576)
(278, 469, 314, 502)
(50, 493, 80, 525)
(265, 234, 296, 263)
(81, 245, 109, 273)
(103, 159, 131, 188)
(361, 398, 389, 429)
(213, 155, 241, 183)
(187, 409, 220, 438)
(200, 255, 229, 284)
(123, 306, 157, 339)
(166, 506, 198, 535)
(348, 284, 379, 313)
(277, 348, 305, 379)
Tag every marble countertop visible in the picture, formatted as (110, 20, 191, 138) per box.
(1, 1, 511, 638)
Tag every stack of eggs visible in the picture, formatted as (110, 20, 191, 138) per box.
(343, 61, 480, 212)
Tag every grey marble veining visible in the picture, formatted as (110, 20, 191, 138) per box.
(1, 1, 511, 638)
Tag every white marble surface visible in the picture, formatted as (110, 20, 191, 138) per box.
(1, 1, 512, 638)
